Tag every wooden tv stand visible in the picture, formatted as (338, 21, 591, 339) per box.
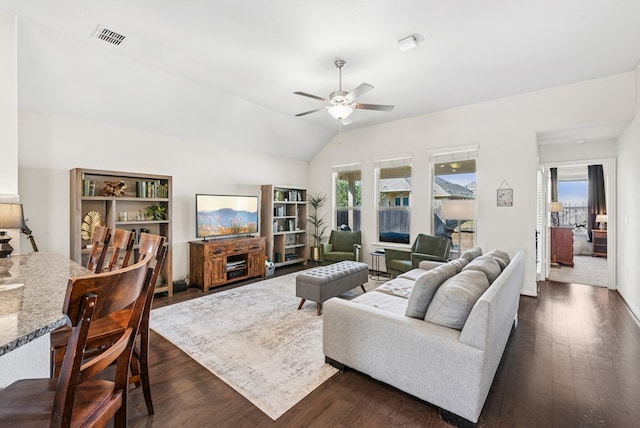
(189, 236, 266, 293)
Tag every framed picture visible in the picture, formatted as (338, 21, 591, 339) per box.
(497, 188, 513, 207)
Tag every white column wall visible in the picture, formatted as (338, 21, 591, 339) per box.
(0, 9, 18, 195)
(615, 63, 640, 320)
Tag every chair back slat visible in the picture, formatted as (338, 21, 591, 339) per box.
(86, 226, 111, 273)
(137, 232, 166, 263)
(105, 229, 136, 272)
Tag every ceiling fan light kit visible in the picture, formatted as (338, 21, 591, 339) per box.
(397, 35, 418, 51)
(294, 59, 394, 122)
(328, 105, 354, 120)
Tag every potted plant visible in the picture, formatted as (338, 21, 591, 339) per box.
(144, 204, 167, 221)
(307, 192, 328, 261)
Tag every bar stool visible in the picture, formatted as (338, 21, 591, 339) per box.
(0, 256, 152, 427)
(130, 232, 167, 414)
(50, 232, 167, 415)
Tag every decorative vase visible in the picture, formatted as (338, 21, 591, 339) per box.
(311, 246, 322, 262)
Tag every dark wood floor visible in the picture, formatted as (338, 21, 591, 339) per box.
(126, 275, 640, 427)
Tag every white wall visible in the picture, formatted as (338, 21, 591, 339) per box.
(17, 110, 309, 281)
(615, 64, 640, 320)
(0, 9, 18, 194)
(538, 139, 617, 164)
(310, 72, 636, 297)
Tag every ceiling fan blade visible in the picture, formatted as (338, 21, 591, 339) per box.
(347, 83, 374, 100)
(295, 107, 326, 117)
(293, 91, 328, 102)
(355, 103, 394, 112)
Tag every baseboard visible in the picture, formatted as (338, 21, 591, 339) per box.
(324, 356, 347, 371)
(438, 408, 477, 428)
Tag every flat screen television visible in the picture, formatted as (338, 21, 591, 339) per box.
(196, 194, 259, 240)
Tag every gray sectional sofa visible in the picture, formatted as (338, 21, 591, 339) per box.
(323, 247, 525, 424)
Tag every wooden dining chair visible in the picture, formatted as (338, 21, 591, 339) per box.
(129, 232, 166, 414)
(104, 228, 135, 272)
(0, 256, 152, 427)
(50, 232, 167, 415)
(86, 225, 111, 273)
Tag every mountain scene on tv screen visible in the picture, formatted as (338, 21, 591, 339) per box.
(197, 207, 258, 237)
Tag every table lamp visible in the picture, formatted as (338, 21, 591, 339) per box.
(595, 214, 608, 230)
(548, 202, 563, 228)
(441, 199, 474, 254)
(0, 203, 25, 258)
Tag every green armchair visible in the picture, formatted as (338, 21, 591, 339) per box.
(321, 230, 362, 264)
(384, 233, 451, 277)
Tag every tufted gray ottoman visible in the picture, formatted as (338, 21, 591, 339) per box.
(296, 261, 368, 315)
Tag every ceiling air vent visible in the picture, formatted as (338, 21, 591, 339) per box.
(93, 26, 126, 46)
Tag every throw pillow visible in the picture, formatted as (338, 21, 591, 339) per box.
(424, 270, 490, 330)
(486, 249, 510, 270)
(449, 258, 468, 272)
(460, 246, 483, 263)
(405, 263, 457, 319)
(462, 256, 501, 284)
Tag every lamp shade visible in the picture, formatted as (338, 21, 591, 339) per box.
(0, 204, 24, 229)
(441, 199, 474, 220)
(595, 214, 607, 224)
(548, 202, 564, 213)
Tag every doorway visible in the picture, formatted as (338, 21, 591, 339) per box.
(537, 158, 616, 290)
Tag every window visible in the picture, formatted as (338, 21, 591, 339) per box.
(376, 157, 412, 244)
(557, 179, 588, 227)
(430, 147, 477, 255)
(333, 164, 361, 231)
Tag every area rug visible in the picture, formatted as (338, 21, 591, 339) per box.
(547, 254, 608, 287)
(151, 272, 370, 420)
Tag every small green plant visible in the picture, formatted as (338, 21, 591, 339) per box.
(144, 205, 167, 220)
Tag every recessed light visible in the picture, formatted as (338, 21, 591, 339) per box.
(575, 139, 586, 144)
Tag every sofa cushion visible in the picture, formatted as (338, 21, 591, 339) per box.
(416, 260, 445, 271)
(352, 290, 408, 315)
(405, 263, 457, 319)
(462, 256, 501, 284)
(424, 270, 490, 329)
(486, 249, 510, 270)
(460, 246, 482, 263)
(398, 268, 427, 281)
(375, 277, 415, 299)
(323, 251, 355, 262)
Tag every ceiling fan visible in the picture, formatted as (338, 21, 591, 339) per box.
(294, 60, 394, 122)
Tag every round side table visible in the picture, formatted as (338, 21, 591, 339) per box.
(369, 250, 390, 280)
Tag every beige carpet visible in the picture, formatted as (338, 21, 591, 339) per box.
(547, 255, 608, 287)
(150, 272, 382, 420)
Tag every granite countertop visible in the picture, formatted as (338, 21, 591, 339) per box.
(0, 252, 91, 356)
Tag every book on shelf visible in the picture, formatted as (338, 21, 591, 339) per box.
(136, 180, 169, 198)
(82, 180, 96, 196)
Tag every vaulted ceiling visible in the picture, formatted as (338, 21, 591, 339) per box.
(2, 1, 640, 160)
